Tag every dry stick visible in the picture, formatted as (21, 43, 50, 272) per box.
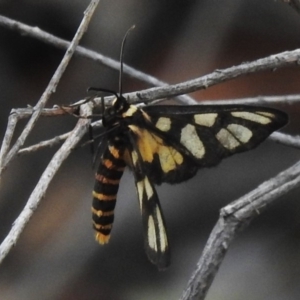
(123, 49, 300, 103)
(0, 14, 195, 106)
(65, 48, 300, 107)
(0, 10, 299, 141)
(270, 131, 300, 149)
(0, 0, 99, 264)
(10, 93, 300, 121)
(13, 92, 300, 156)
(0, 106, 70, 166)
(180, 160, 300, 300)
(198, 94, 300, 105)
(18, 132, 71, 156)
(10, 106, 74, 119)
(0, 108, 91, 264)
(9, 47, 300, 156)
(0, 0, 99, 174)
(0, 113, 18, 168)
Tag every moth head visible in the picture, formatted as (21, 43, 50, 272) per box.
(102, 95, 130, 127)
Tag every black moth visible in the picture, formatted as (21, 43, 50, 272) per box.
(89, 27, 288, 270)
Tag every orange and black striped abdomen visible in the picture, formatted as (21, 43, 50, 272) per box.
(92, 146, 126, 244)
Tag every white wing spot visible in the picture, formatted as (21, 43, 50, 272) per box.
(136, 180, 144, 210)
(156, 206, 168, 252)
(194, 113, 217, 127)
(156, 117, 171, 132)
(227, 124, 253, 143)
(257, 111, 275, 118)
(216, 128, 240, 149)
(180, 124, 205, 158)
(144, 177, 154, 200)
(132, 151, 138, 166)
(231, 111, 271, 124)
(148, 215, 157, 251)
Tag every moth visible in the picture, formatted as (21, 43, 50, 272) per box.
(90, 28, 288, 270)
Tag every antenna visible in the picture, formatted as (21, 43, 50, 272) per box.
(119, 25, 135, 96)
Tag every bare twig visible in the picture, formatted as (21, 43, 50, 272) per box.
(0, 14, 195, 106)
(198, 94, 300, 105)
(0, 113, 18, 168)
(8, 106, 75, 119)
(18, 132, 71, 156)
(0, 0, 99, 174)
(119, 49, 300, 104)
(12, 92, 300, 157)
(10, 93, 300, 122)
(0, 0, 99, 264)
(180, 160, 300, 300)
(58, 48, 300, 107)
(0, 103, 91, 264)
(270, 131, 300, 149)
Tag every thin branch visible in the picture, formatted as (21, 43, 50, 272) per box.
(0, 0, 99, 174)
(10, 93, 300, 122)
(269, 131, 300, 149)
(0, 0, 99, 264)
(12, 93, 300, 157)
(18, 132, 71, 156)
(198, 94, 300, 105)
(65, 48, 300, 107)
(0, 113, 18, 168)
(121, 49, 300, 104)
(0, 14, 195, 106)
(0, 103, 91, 265)
(180, 160, 300, 300)
(8, 106, 75, 119)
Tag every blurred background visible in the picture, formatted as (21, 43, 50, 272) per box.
(0, 0, 300, 299)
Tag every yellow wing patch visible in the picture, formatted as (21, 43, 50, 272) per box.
(128, 125, 184, 173)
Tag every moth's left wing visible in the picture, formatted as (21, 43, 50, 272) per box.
(124, 134, 170, 270)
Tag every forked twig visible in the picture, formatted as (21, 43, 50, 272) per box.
(0, 14, 195, 105)
(0, 0, 99, 264)
(124, 49, 300, 103)
(0, 0, 99, 175)
(180, 160, 300, 300)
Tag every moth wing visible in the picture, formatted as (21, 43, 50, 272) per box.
(125, 133, 170, 270)
(140, 105, 288, 184)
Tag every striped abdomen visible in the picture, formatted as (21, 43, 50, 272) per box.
(92, 145, 126, 244)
